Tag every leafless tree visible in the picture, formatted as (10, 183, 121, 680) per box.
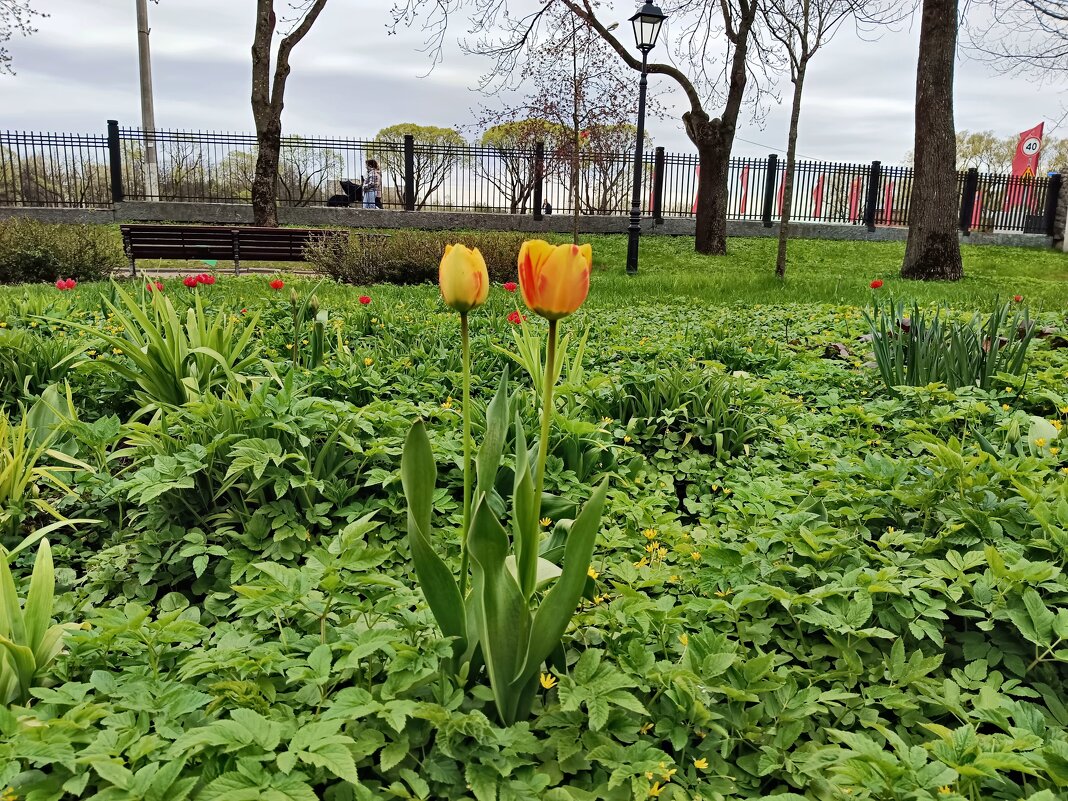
(0, 0, 45, 74)
(763, 0, 902, 279)
(968, 0, 1068, 78)
(372, 124, 468, 210)
(902, 0, 963, 280)
(478, 120, 566, 214)
(251, 0, 329, 226)
(390, 0, 776, 256)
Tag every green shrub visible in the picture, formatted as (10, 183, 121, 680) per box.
(0, 219, 123, 285)
(864, 298, 1036, 392)
(305, 229, 524, 285)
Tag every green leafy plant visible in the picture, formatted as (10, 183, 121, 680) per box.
(51, 282, 261, 412)
(864, 298, 1036, 391)
(0, 538, 80, 705)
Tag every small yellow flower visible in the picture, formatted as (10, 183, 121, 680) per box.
(645, 541, 659, 553)
(540, 517, 552, 527)
(539, 672, 557, 689)
(690, 551, 701, 561)
(1062, 467, 1068, 475)
(1052, 447, 1061, 455)
(1004, 387, 1014, 393)
(1060, 406, 1068, 415)
(601, 416, 613, 424)
(370, 317, 379, 324)
(86, 349, 97, 356)
(593, 594, 606, 605)
(642, 528, 658, 540)
(1036, 438, 1047, 447)
(587, 566, 599, 580)
(112, 347, 122, 355)
(634, 557, 649, 568)
(1053, 420, 1063, 430)
(648, 782, 663, 798)
(693, 757, 709, 770)
(639, 721, 654, 734)
(937, 788, 951, 796)
(1002, 404, 1011, 411)
(658, 763, 677, 781)
(623, 435, 632, 444)
(441, 397, 453, 409)
(0, 322, 6, 328)
(364, 357, 374, 367)
(29, 321, 38, 328)
(678, 633, 689, 646)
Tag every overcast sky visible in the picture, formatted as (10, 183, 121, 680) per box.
(0, 0, 1062, 164)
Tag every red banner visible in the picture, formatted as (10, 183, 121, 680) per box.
(777, 169, 785, 215)
(883, 181, 894, 225)
(1012, 123, 1043, 179)
(848, 177, 861, 222)
(738, 165, 749, 215)
(812, 174, 825, 219)
(972, 189, 983, 229)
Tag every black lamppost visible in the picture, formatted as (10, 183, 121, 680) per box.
(625, 2, 666, 276)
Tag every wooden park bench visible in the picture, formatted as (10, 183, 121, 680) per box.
(119, 224, 384, 276)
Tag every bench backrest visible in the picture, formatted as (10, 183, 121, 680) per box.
(120, 225, 345, 262)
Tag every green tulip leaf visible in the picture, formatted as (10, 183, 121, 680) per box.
(401, 421, 467, 654)
(511, 414, 537, 599)
(476, 367, 510, 501)
(517, 478, 608, 685)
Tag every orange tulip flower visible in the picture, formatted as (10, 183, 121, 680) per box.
(518, 240, 592, 320)
(439, 244, 489, 313)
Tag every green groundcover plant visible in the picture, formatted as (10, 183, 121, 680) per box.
(0, 266, 1063, 800)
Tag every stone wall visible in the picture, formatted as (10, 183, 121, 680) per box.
(1054, 184, 1067, 251)
(0, 202, 1056, 249)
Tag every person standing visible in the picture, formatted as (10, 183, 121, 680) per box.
(362, 159, 381, 209)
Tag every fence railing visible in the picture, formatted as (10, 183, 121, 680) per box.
(1, 122, 1061, 237)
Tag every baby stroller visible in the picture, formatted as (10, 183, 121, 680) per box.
(327, 179, 363, 207)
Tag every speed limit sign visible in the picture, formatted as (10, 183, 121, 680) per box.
(1023, 137, 1041, 156)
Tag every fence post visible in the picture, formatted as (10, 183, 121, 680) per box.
(958, 168, 979, 235)
(403, 134, 415, 211)
(863, 160, 881, 232)
(652, 146, 665, 223)
(533, 140, 545, 221)
(107, 119, 124, 204)
(1042, 173, 1061, 236)
(761, 153, 778, 228)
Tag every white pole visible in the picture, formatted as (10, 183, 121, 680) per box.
(136, 0, 160, 201)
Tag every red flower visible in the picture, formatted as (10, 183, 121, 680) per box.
(199, 274, 216, 285)
(146, 280, 164, 292)
(64, 278, 77, 290)
(359, 295, 371, 305)
(270, 279, 285, 290)
(507, 310, 527, 325)
(503, 281, 518, 293)
(1013, 295, 1023, 303)
(55, 279, 67, 290)
(241, 308, 248, 314)
(183, 276, 199, 288)
(870, 279, 884, 289)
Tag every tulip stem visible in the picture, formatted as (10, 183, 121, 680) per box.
(459, 311, 472, 598)
(528, 318, 557, 598)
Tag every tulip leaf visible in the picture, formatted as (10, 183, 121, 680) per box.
(517, 478, 608, 685)
(467, 493, 530, 725)
(401, 421, 467, 655)
(511, 414, 537, 599)
(475, 367, 509, 501)
(0, 552, 26, 644)
(504, 555, 562, 589)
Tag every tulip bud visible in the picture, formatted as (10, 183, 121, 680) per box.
(518, 240, 592, 320)
(439, 244, 489, 313)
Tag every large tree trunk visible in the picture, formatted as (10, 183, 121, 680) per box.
(687, 113, 733, 255)
(901, 0, 962, 281)
(252, 117, 281, 227)
(776, 62, 807, 280)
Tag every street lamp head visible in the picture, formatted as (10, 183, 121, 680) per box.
(629, 2, 666, 53)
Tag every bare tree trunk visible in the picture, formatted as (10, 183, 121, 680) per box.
(250, 0, 328, 228)
(902, 0, 962, 280)
(776, 61, 807, 280)
(687, 114, 732, 255)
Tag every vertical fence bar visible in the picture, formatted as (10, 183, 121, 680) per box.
(1043, 173, 1061, 236)
(958, 168, 979, 235)
(653, 146, 665, 223)
(403, 134, 415, 211)
(107, 120, 124, 204)
(863, 160, 881, 231)
(761, 153, 778, 227)
(533, 141, 545, 220)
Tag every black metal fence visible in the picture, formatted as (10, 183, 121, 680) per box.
(1, 123, 1061, 236)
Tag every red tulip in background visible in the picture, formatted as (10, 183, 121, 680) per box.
(359, 295, 371, 305)
(200, 274, 216, 285)
(64, 278, 76, 290)
(503, 282, 518, 293)
(55, 279, 66, 290)
(507, 310, 527, 325)
(870, 279, 884, 289)
(1014, 295, 1023, 303)
(55, 278, 77, 290)
(270, 279, 285, 290)
(183, 276, 199, 288)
